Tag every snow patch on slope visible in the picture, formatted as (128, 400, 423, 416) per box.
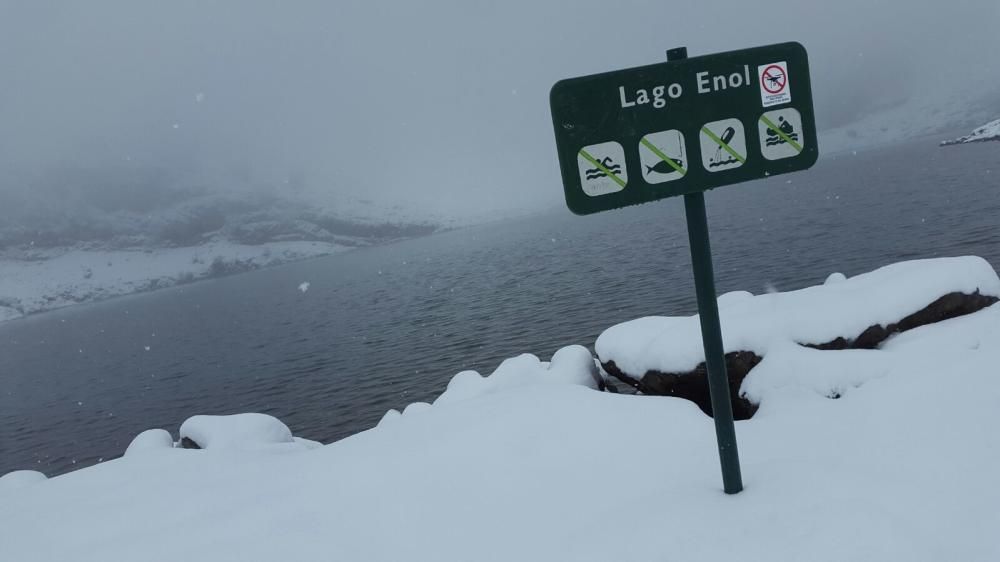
(941, 118, 1000, 145)
(0, 240, 346, 323)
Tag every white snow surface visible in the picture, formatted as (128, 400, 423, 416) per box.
(597, 256, 1000, 376)
(179, 414, 296, 451)
(433, 344, 601, 407)
(2, 258, 1000, 561)
(0, 470, 48, 493)
(942, 117, 1000, 145)
(0, 240, 346, 323)
(124, 429, 175, 456)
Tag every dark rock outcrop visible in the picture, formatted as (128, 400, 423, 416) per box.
(602, 351, 762, 420)
(804, 291, 997, 350)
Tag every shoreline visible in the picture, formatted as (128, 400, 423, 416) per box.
(0, 239, 353, 324)
(3, 256, 999, 561)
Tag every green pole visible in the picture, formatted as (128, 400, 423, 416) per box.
(668, 46, 744, 494)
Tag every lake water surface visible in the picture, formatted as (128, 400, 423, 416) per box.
(2, 136, 999, 476)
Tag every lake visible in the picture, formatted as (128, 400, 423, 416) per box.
(2, 136, 998, 476)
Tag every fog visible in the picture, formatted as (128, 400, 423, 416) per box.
(1, 0, 997, 224)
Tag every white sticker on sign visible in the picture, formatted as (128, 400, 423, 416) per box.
(758, 61, 791, 107)
(577, 141, 627, 196)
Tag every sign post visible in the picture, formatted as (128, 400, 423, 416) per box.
(549, 42, 819, 494)
(671, 46, 743, 495)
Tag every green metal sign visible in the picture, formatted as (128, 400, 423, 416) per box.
(550, 42, 817, 215)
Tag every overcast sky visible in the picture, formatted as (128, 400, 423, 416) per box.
(1, 1, 997, 220)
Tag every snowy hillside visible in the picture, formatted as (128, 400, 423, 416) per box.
(941, 118, 1000, 146)
(0, 173, 439, 322)
(0, 240, 348, 322)
(2, 256, 999, 561)
(819, 86, 1000, 154)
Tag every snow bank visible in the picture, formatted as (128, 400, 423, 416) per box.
(124, 429, 175, 456)
(0, 240, 346, 323)
(0, 470, 47, 493)
(941, 117, 1000, 145)
(432, 344, 601, 407)
(2, 259, 1000, 561)
(179, 413, 296, 451)
(742, 302, 1000, 406)
(597, 256, 1000, 376)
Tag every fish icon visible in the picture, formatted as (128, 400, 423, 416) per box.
(645, 157, 684, 175)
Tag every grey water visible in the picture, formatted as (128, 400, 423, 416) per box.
(2, 136, 999, 477)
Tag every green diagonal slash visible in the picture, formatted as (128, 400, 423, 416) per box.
(578, 149, 626, 188)
(639, 137, 686, 176)
(759, 115, 803, 152)
(701, 126, 746, 164)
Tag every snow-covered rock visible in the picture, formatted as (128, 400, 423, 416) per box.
(124, 429, 175, 456)
(376, 409, 402, 428)
(179, 413, 296, 451)
(597, 256, 1000, 377)
(432, 344, 601, 408)
(0, 470, 47, 494)
(941, 118, 1000, 145)
(597, 256, 998, 418)
(401, 402, 432, 417)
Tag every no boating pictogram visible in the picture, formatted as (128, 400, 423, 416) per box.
(758, 61, 791, 107)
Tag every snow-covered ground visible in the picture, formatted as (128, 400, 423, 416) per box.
(597, 256, 1000, 375)
(0, 240, 347, 322)
(941, 117, 1000, 146)
(2, 256, 999, 561)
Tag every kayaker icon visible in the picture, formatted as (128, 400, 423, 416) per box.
(638, 130, 687, 184)
(758, 108, 805, 161)
(764, 116, 799, 146)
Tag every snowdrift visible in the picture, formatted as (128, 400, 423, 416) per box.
(2, 257, 999, 561)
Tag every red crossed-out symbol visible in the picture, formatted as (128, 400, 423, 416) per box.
(761, 65, 786, 94)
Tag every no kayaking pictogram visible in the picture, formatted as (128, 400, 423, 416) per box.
(758, 61, 791, 107)
(758, 108, 804, 160)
